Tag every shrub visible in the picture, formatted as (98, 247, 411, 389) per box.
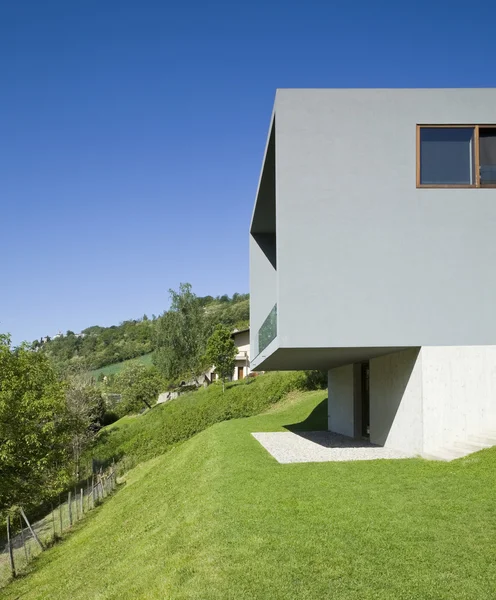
(101, 411, 120, 427)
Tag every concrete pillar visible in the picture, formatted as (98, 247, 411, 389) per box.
(328, 365, 355, 437)
(369, 348, 423, 454)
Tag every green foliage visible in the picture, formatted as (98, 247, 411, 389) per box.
(204, 297, 249, 330)
(204, 325, 237, 391)
(303, 369, 328, 389)
(153, 283, 211, 384)
(112, 363, 165, 416)
(88, 371, 322, 467)
(0, 335, 70, 513)
(101, 411, 119, 427)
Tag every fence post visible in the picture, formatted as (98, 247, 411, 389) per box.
(92, 474, 96, 507)
(74, 486, 79, 521)
(20, 507, 44, 551)
(59, 495, 63, 533)
(68, 492, 73, 526)
(6, 515, 16, 578)
(19, 514, 28, 564)
(80, 488, 84, 516)
(51, 502, 56, 539)
(100, 470, 105, 499)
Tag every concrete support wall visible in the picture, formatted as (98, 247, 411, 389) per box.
(421, 346, 496, 453)
(366, 346, 496, 455)
(328, 365, 355, 437)
(369, 349, 423, 454)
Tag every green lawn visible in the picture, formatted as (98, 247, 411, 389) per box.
(90, 352, 154, 380)
(4, 390, 496, 599)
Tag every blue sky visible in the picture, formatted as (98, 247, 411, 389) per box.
(1, 0, 496, 344)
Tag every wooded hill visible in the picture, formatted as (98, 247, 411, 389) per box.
(34, 293, 249, 373)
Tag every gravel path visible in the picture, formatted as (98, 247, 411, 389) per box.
(251, 431, 414, 463)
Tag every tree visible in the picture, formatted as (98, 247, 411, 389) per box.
(114, 363, 164, 414)
(65, 369, 105, 481)
(0, 335, 70, 514)
(154, 283, 211, 383)
(204, 325, 237, 392)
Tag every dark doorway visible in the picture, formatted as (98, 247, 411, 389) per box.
(237, 366, 244, 380)
(361, 362, 370, 438)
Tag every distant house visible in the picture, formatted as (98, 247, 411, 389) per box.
(210, 328, 251, 383)
(231, 328, 251, 381)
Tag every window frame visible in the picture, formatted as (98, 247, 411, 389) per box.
(416, 124, 496, 189)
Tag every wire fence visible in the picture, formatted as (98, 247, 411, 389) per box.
(0, 465, 117, 588)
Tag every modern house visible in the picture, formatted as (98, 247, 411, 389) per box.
(250, 88, 496, 458)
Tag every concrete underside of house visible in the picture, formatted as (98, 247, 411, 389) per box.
(327, 346, 496, 459)
(251, 343, 408, 371)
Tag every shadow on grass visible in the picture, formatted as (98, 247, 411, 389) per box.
(283, 398, 328, 432)
(282, 398, 380, 449)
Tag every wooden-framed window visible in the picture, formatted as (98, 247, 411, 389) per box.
(417, 125, 496, 188)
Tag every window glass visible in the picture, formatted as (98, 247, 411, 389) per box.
(420, 127, 474, 185)
(479, 129, 496, 185)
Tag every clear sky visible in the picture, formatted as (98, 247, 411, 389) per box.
(2, 0, 496, 344)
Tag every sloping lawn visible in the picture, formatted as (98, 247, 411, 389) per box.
(4, 390, 496, 599)
(87, 371, 315, 468)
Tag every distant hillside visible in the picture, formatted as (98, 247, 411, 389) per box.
(90, 352, 154, 380)
(34, 293, 249, 373)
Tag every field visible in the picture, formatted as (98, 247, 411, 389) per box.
(3, 388, 496, 600)
(90, 352, 154, 380)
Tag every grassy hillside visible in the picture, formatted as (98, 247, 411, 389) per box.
(90, 352, 154, 380)
(87, 371, 318, 467)
(4, 390, 496, 599)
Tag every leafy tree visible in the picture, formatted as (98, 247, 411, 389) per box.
(65, 369, 106, 480)
(204, 325, 237, 392)
(114, 363, 164, 414)
(0, 335, 70, 514)
(154, 283, 211, 384)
